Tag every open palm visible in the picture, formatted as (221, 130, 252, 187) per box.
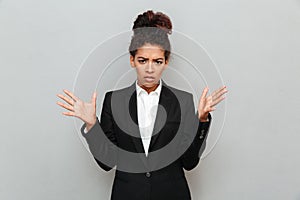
(56, 89, 97, 126)
(197, 85, 228, 121)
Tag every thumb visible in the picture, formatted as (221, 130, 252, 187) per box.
(91, 91, 97, 106)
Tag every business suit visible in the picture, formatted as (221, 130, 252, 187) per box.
(81, 79, 212, 200)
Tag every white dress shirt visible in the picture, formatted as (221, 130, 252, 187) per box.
(136, 79, 162, 157)
(84, 79, 162, 157)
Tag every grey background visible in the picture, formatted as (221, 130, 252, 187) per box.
(1, 0, 300, 199)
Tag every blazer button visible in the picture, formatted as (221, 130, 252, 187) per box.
(200, 130, 205, 139)
(146, 172, 151, 177)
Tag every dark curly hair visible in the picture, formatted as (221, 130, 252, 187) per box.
(128, 10, 173, 61)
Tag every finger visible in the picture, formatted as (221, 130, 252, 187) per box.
(212, 88, 226, 100)
(200, 87, 209, 100)
(217, 85, 227, 95)
(218, 86, 228, 95)
(91, 91, 97, 106)
(211, 89, 218, 98)
(205, 103, 216, 111)
(210, 107, 216, 111)
(219, 85, 226, 90)
(56, 101, 75, 112)
(56, 93, 75, 106)
(63, 89, 80, 102)
(211, 96, 226, 107)
(62, 111, 76, 117)
(212, 86, 228, 100)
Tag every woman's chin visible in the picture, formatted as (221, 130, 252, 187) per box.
(143, 82, 156, 88)
(138, 79, 159, 88)
(142, 84, 151, 88)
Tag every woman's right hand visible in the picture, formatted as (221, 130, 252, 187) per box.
(56, 89, 98, 129)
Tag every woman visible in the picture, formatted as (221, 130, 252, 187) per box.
(57, 10, 227, 200)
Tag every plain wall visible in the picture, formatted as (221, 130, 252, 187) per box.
(1, 0, 300, 199)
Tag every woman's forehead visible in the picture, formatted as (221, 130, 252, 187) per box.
(135, 44, 165, 58)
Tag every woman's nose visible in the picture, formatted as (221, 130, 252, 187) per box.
(146, 62, 154, 73)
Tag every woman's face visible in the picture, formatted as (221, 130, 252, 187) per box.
(130, 43, 169, 88)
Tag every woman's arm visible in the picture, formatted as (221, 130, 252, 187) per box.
(81, 91, 117, 171)
(180, 85, 227, 170)
(179, 93, 212, 171)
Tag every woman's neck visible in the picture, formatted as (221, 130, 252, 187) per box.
(140, 83, 159, 94)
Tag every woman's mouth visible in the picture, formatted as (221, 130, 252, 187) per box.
(145, 76, 155, 82)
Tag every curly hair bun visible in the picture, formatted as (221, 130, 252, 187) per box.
(129, 10, 172, 60)
(132, 10, 172, 35)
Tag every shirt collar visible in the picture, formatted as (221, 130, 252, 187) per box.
(136, 79, 162, 96)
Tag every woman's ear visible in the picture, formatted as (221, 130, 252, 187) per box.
(165, 59, 169, 65)
(164, 59, 169, 69)
(130, 55, 135, 68)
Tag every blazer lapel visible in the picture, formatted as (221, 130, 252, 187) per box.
(125, 79, 172, 161)
(125, 81, 148, 167)
(148, 80, 172, 151)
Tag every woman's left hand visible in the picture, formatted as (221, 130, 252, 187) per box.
(197, 85, 228, 122)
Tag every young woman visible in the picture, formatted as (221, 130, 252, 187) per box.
(57, 10, 227, 200)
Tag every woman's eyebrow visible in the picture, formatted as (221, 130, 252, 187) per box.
(153, 58, 164, 60)
(137, 56, 147, 60)
(137, 56, 164, 60)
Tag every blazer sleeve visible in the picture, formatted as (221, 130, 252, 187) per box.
(80, 91, 117, 171)
(179, 93, 212, 171)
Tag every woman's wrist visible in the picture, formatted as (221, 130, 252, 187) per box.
(198, 113, 209, 122)
(86, 118, 97, 131)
